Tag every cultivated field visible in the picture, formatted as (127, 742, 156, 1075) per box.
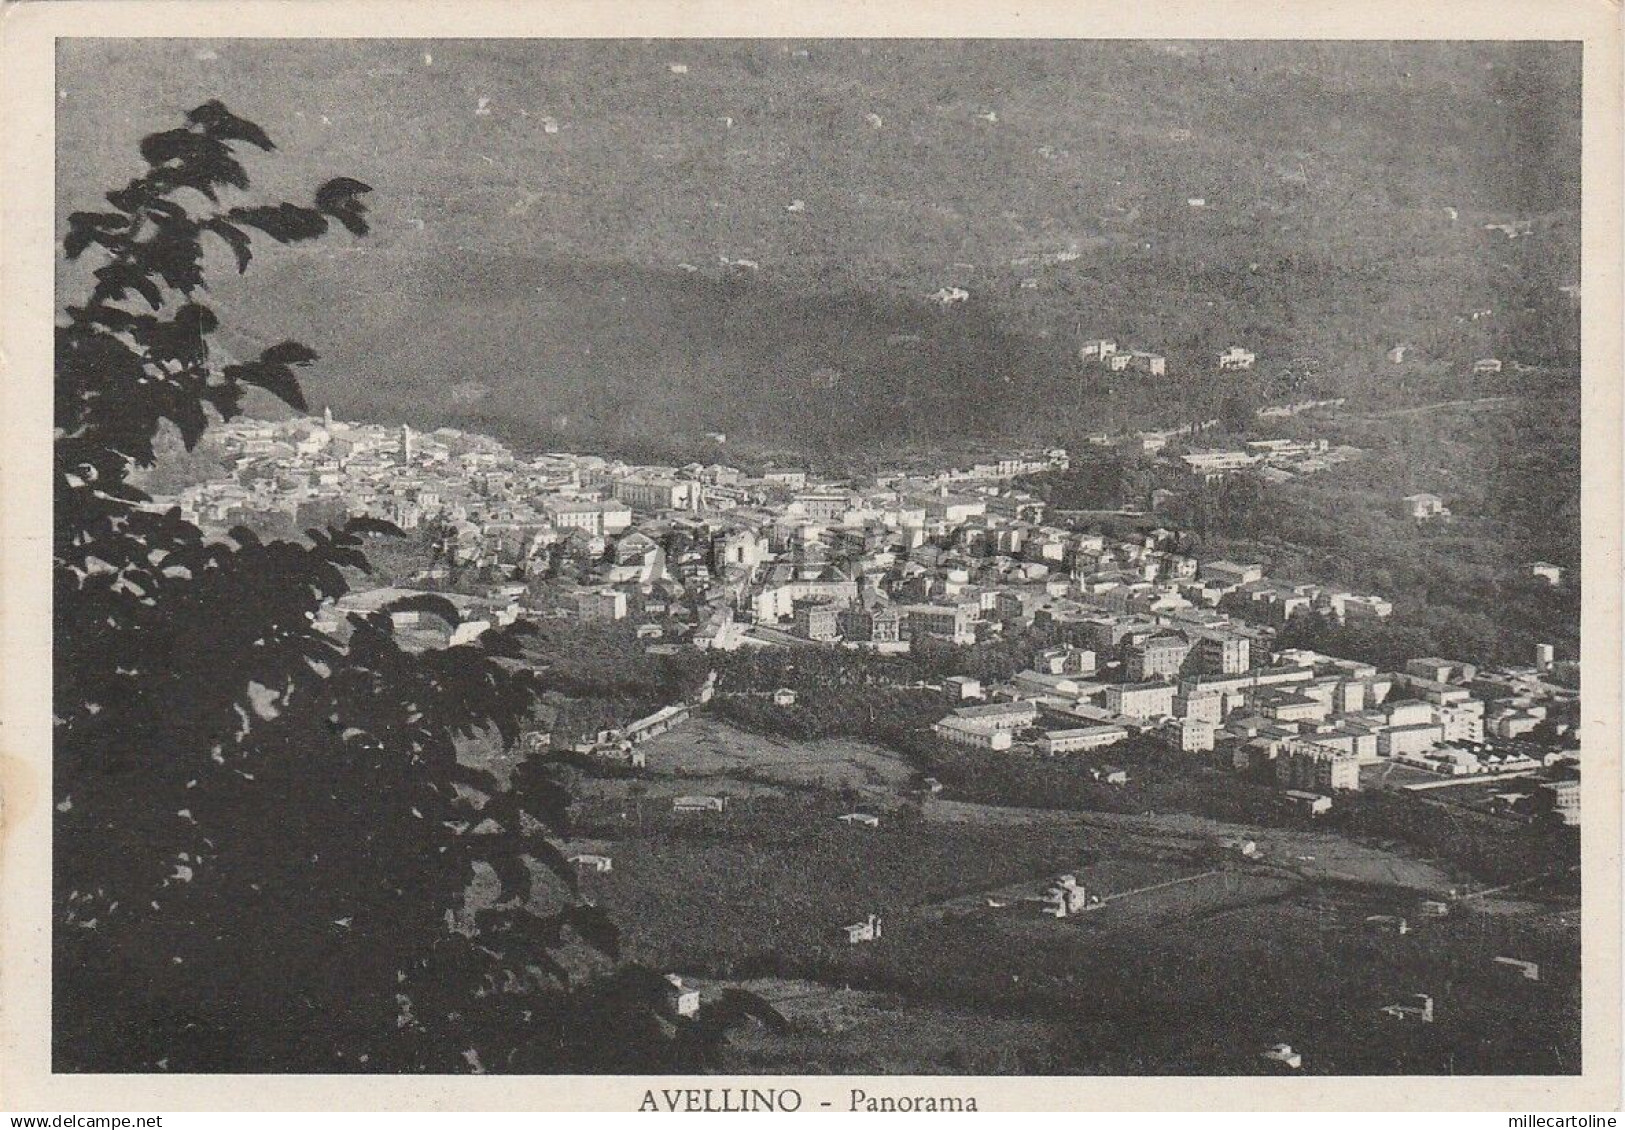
(519, 719, 1581, 1074)
(636, 716, 915, 796)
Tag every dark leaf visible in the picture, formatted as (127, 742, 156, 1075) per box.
(201, 218, 253, 273)
(186, 100, 276, 151)
(222, 341, 316, 412)
(64, 212, 131, 259)
(138, 128, 249, 193)
(260, 340, 318, 367)
(91, 263, 163, 310)
(562, 903, 620, 960)
(174, 303, 220, 336)
(226, 203, 329, 243)
(314, 177, 373, 237)
(223, 360, 306, 412)
(314, 176, 373, 211)
(342, 516, 406, 539)
(385, 593, 463, 628)
(487, 852, 532, 904)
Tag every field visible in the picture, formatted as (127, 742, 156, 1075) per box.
(635, 716, 914, 798)
(541, 718, 1579, 1074)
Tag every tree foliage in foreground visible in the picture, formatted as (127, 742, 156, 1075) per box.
(54, 102, 767, 1072)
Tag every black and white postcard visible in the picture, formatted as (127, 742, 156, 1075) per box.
(2, 0, 1620, 1114)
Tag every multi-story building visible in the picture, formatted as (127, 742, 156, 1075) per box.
(1538, 778, 1580, 826)
(932, 701, 1039, 751)
(1039, 725, 1130, 755)
(1176, 690, 1226, 725)
(1277, 742, 1361, 791)
(1106, 681, 1179, 720)
(1406, 657, 1478, 685)
(1196, 635, 1251, 676)
(793, 492, 855, 523)
(544, 499, 634, 537)
(1037, 645, 1097, 677)
(1164, 718, 1217, 753)
(1437, 699, 1486, 744)
(762, 469, 808, 490)
(574, 589, 627, 622)
(1378, 722, 1445, 759)
(1125, 633, 1191, 681)
(792, 597, 842, 642)
(947, 701, 1040, 731)
(713, 529, 768, 571)
(1199, 560, 1264, 588)
(899, 602, 980, 645)
(838, 606, 903, 644)
(612, 476, 699, 512)
(752, 579, 858, 622)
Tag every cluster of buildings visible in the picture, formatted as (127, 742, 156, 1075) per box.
(1078, 337, 1167, 377)
(1076, 339, 1257, 378)
(156, 411, 1580, 820)
(927, 630, 1580, 819)
(1177, 438, 1361, 486)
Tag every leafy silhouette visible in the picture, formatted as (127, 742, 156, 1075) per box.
(384, 592, 465, 628)
(54, 103, 734, 1073)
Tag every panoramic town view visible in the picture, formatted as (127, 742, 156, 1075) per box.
(53, 39, 1581, 1077)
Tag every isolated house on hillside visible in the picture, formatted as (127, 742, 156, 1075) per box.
(838, 913, 883, 944)
(1400, 493, 1450, 521)
(1380, 994, 1435, 1023)
(1530, 562, 1565, 586)
(665, 974, 701, 1017)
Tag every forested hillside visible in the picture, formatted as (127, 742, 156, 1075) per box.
(57, 40, 1580, 456)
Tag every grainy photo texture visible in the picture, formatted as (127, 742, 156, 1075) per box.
(53, 39, 1583, 1078)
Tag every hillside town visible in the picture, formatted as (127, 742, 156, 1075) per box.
(148, 410, 1583, 826)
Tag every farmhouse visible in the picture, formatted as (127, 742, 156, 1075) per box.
(1283, 789, 1333, 816)
(624, 703, 691, 744)
(1529, 562, 1565, 586)
(1260, 1044, 1303, 1069)
(1493, 956, 1541, 982)
(673, 795, 726, 814)
(838, 913, 883, 944)
(1400, 493, 1450, 521)
(665, 974, 701, 1017)
(1038, 874, 1096, 917)
(1380, 994, 1435, 1023)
